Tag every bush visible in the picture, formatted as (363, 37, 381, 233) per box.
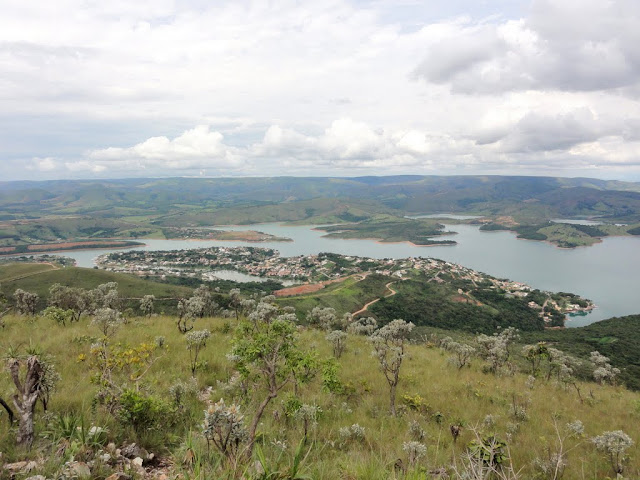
(117, 389, 174, 434)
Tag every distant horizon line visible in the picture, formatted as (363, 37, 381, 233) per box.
(2, 173, 639, 185)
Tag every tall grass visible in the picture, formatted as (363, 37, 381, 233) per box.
(0, 312, 639, 478)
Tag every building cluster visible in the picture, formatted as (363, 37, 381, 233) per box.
(96, 246, 593, 321)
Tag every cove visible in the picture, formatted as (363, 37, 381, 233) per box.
(49, 223, 640, 327)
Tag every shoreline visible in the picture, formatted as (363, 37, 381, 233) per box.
(0, 241, 146, 257)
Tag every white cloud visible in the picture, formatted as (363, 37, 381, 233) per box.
(412, 0, 640, 95)
(32, 157, 58, 172)
(88, 125, 243, 171)
(1, 0, 640, 181)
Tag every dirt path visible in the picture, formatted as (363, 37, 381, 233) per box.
(274, 273, 367, 298)
(352, 281, 398, 316)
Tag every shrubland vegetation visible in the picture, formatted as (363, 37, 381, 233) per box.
(1, 277, 639, 479)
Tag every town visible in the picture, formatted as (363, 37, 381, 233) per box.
(97, 247, 594, 324)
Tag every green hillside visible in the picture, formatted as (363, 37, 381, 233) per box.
(0, 311, 639, 479)
(0, 265, 193, 309)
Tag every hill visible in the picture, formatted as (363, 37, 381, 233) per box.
(3, 175, 640, 249)
(523, 315, 640, 391)
(0, 310, 638, 479)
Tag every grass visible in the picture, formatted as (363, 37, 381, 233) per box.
(276, 274, 392, 318)
(1, 311, 640, 479)
(0, 266, 192, 300)
(0, 262, 58, 282)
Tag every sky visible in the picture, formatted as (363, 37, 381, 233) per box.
(2, 0, 640, 181)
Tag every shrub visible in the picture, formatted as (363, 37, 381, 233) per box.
(42, 306, 74, 326)
(117, 389, 174, 434)
(202, 398, 248, 462)
(403, 441, 427, 466)
(91, 308, 123, 337)
(370, 318, 414, 416)
(592, 430, 634, 475)
(185, 329, 211, 375)
(326, 330, 347, 358)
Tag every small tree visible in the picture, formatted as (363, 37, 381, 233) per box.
(403, 441, 427, 467)
(203, 398, 248, 465)
(347, 316, 377, 335)
(590, 351, 620, 386)
(294, 403, 322, 441)
(306, 306, 337, 330)
(326, 330, 347, 358)
(139, 295, 155, 317)
(522, 342, 550, 376)
(193, 285, 218, 317)
(48, 284, 90, 322)
(92, 307, 123, 337)
(13, 289, 39, 316)
(186, 329, 211, 375)
(446, 341, 476, 369)
(177, 298, 195, 333)
(230, 299, 311, 457)
(369, 319, 414, 416)
(6, 353, 58, 446)
(42, 306, 74, 326)
(229, 288, 243, 321)
(592, 430, 633, 476)
(476, 327, 519, 375)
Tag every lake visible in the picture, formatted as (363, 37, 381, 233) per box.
(50, 223, 640, 327)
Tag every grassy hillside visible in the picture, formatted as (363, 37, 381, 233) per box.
(0, 262, 58, 282)
(368, 276, 546, 333)
(523, 315, 640, 391)
(0, 313, 639, 479)
(0, 265, 193, 314)
(276, 274, 392, 317)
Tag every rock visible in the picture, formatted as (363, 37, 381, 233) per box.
(100, 453, 112, 463)
(24, 461, 39, 472)
(105, 473, 132, 480)
(66, 461, 91, 478)
(3, 461, 28, 472)
(132, 457, 144, 467)
(25, 476, 46, 480)
(121, 443, 139, 458)
(121, 443, 149, 460)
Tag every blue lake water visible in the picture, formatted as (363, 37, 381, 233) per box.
(49, 223, 640, 327)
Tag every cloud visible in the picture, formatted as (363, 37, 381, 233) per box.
(489, 108, 606, 153)
(88, 125, 243, 171)
(20, 116, 640, 180)
(412, 0, 640, 95)
(2, 0, 640, 181)
(32, 157, 58, 172)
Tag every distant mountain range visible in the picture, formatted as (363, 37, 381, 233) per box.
(2, 175, 640, 223)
